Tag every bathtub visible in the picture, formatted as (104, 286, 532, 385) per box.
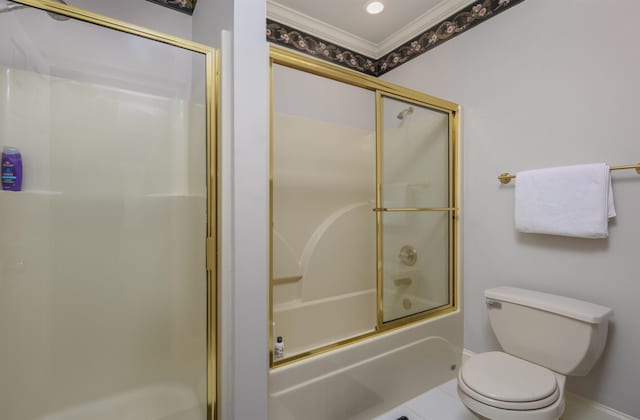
(269, 309, 463, 420)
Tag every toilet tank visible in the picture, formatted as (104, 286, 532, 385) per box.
(484, 287, 612, 376)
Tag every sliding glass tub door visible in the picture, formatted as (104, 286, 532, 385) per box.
(378, 94, 456, 325)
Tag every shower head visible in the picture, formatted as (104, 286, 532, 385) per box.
(46, 0, 70, 21)
(397, 107, 414, 120)
(0, 0, 70, 21)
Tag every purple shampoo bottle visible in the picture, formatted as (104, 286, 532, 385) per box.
(1, 147, 23, 191)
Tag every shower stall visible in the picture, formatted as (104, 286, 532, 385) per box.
(269, 47, 461, 419)
(0, 1, 217, 419)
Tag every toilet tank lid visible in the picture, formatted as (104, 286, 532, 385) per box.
(485, 287, 612, 324)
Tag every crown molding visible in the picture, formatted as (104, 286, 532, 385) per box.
(268, 0, 477, 59)
(267, 0, 526, 76)
(266, 0, 378, 58)
(376, 0, 476, 57)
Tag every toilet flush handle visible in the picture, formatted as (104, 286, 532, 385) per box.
(486, 298, 502, 309)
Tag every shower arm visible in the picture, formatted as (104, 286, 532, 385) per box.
(397, 106, 414, 120)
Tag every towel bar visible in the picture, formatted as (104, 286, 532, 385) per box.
(498, 162, 640, 184)
(373, 207, 457, 212)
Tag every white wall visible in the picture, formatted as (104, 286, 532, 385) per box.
(193, 0, 270, 419)
(225, 1, 269, 416)
(382, 0, 640, 416)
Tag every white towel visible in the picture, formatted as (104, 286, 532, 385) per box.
(515, 163, 616, 238)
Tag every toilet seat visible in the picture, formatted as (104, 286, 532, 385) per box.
(459, 352, 560, 410)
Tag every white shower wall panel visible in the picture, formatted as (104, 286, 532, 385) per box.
(0, 65, 207, 419)
(272, 112, 376, 305)
(0, 64, 205, 196)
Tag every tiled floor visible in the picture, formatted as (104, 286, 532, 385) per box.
(373, 379, 627, 420)
(372, 380, 474, 420)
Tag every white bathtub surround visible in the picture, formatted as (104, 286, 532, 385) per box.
(0, 64, 207, 418)
(269, 311, 463, 420)
(271, 111, 376, 306)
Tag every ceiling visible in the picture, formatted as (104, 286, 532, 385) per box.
(267, 0, 475, 58)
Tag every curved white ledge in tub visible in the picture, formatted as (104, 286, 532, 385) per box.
(273, 202, 371, 285)
(299, 202, 375, 301)
(37, 383, 204, 420)
(299, 201, 372, 277)
(273, 229, 303, 283)
(272, 201, 376, 353)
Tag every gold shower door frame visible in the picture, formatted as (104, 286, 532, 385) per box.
(9, 1, 220, 418)
(269, 46, 459, 367)
(375, 91, 458, 328)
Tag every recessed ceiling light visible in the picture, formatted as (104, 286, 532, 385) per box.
(365, 1, 384, 15)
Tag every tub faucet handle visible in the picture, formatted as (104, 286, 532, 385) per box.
(398, 245, 417, 266)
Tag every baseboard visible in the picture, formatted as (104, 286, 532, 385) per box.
(461, 348, 474, 364)
(564, 393, 637, 420)
(461, 349, 637, 420)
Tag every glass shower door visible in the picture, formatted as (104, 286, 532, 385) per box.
(270, 63, 377, 363)
(0, 2, 215, 419)
(379, 95, 455, 324)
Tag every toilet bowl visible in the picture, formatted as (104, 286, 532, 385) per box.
(457, 352, 565, 419)
(457, 287, 612, 420)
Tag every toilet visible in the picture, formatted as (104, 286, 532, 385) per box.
(457, 287, 612, 420)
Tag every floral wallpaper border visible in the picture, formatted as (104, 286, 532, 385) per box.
(267, 19, 379, 76)
(145, 0, 197, 16)
(267, 0, 525, 77)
